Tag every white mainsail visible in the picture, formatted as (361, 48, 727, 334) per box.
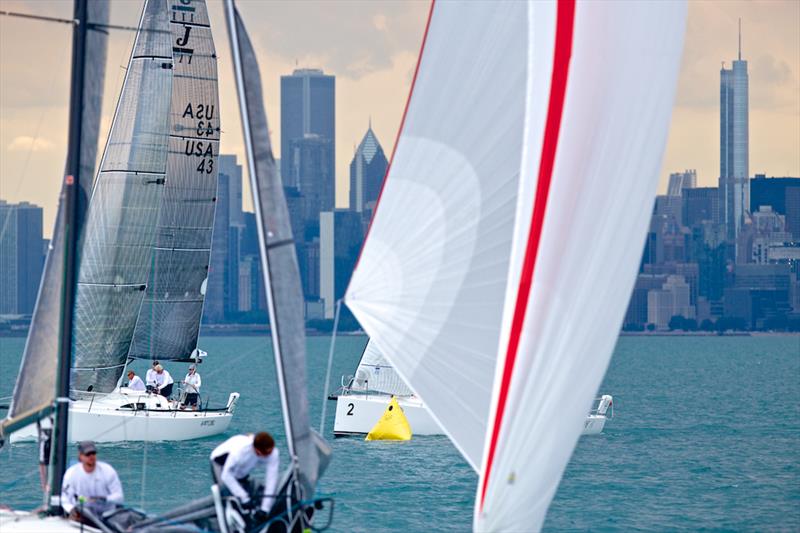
(344, 1, 686, 531)
(72, 0, 174, 394)
(351, 339, 413, 397)
(130, 0, 220, 361)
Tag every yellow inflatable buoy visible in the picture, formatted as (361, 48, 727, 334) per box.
(365, 397, 412, 441)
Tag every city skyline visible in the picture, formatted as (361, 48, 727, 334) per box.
(1, 1, 799, 237)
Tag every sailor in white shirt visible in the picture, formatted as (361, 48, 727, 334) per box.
(126, 370, 145, 391)
(145, 360, 160, 391)
(154, 364, 174, 398)
(210, 432, 280, 518)
(61, 441, 124, 518)
(181, 364, 202, 410)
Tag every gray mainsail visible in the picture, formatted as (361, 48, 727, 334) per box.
(225, 1, 331, 500)
(129, 0, 220, 361)
(1, 0, 109, 439)
(72, 0, 173, 394)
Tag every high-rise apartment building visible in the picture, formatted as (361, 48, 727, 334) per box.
(349, 123, 388, 214)
(280, 69, 335, 189)
(0, 200, 44, 315)
(719, 23, 749, 243)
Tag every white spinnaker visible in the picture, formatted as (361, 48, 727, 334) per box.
(476, 2, 686, 532)
(344, 1, 531, 470)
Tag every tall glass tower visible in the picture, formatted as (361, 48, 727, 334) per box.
(719, 21, 749, 244)
(280, 69, 335, 190)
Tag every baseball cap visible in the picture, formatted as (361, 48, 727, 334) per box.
(77, 441, 97, 455)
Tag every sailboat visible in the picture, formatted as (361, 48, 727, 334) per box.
(9, 0, 239, 444)
(331, 339, 613, 437)
(2, 0, 333, 528)
(344, 1, 686, 531)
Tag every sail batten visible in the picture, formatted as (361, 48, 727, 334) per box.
(72, 0, 173, 394)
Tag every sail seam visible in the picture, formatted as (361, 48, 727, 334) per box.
(132, 55, 173, 60)
(479, 0, 576, 511)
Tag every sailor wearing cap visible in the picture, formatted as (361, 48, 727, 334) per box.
(181, 364, 202, 410)
(61, 441, 124, 519)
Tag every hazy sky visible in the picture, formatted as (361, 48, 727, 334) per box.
(1, 0, 798, 237)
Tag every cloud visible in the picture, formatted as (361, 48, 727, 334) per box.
(7, 136, 54, 152)
(373, 14, 388, 32)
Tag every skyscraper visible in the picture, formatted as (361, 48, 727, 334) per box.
(719, 21, 749, 244)
(0, 200, 44, 315)
(280, 68, 335, 188)
(319, 210, 363, 318)
(667, 169, 697, 197)
(205, 155, 244, 322)
(287, 134, 335, 236)
(349, 122, 388, 214)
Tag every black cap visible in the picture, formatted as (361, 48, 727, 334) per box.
(152, 360, 159, 366)
(77, 441, 97, 455)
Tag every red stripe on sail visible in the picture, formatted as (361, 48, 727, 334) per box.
(479, 0, 576, 511)
(351, 1, 436, 273)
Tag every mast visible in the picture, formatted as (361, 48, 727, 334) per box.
(49, 0, 88, 513)
(223, 0, 296, 462)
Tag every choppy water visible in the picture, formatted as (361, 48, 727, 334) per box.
(1, 335, 798, 531)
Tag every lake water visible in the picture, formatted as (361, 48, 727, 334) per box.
(1, 335, 798, 531)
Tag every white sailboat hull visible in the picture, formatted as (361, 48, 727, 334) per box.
(333, 394, 609, 437)
(10, 388, 239, 443)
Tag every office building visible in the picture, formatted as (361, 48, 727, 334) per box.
(280, 68, 335, 189)
(682, 187, 720, 228)
(350, 123, 388, 214)
(750, 175, 800, 240)
(0, 200, 44, 315)
(319, 210, 363, 318)
(287, 134, 335, 236)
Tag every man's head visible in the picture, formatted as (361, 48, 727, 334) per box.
(127, 370, 135, 379)
(155, 364, 164, 374)
(253, 432, 274, 457)
(188, 364, 196, 374)
(77, 441, 97, 472)
(152, 360, 159, 368)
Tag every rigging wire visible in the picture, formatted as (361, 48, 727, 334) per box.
(319, 299, 342, 435)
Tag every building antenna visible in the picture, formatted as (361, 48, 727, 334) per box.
(738, 18, 741, 60)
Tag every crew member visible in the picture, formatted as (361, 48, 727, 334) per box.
(126, 370, 145, 391)
(181, 364, 201, 410)
(61, 441, 124, 520)
(154, 364, 174, 398)
(145, 360, 159, 392)
(210, 432, 279, 519)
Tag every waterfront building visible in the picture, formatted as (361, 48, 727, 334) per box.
(682, 187, 720, 228)
(349, 123, 388, 215)
(750, 175, 800, 240)
(647, 275, 694, 330)
(280, 68, 335, 188)
(0, 200, 44, 315)
(667, 169, 697, 197)
(319, 210, 363, 318)
(287, 134, 335, 237)
(719, 23, 749, 244)
(205, 155, 244, 322)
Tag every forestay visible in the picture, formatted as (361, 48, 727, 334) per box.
(130, 0, 220, 361)
(477, 3, 685, 531)
(226, 3, 331, 499)
(1, 1, 109, 439)
(345, 1, 530, 471)
(352, 340, 413, 397)
(72, 0, 173, 394)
